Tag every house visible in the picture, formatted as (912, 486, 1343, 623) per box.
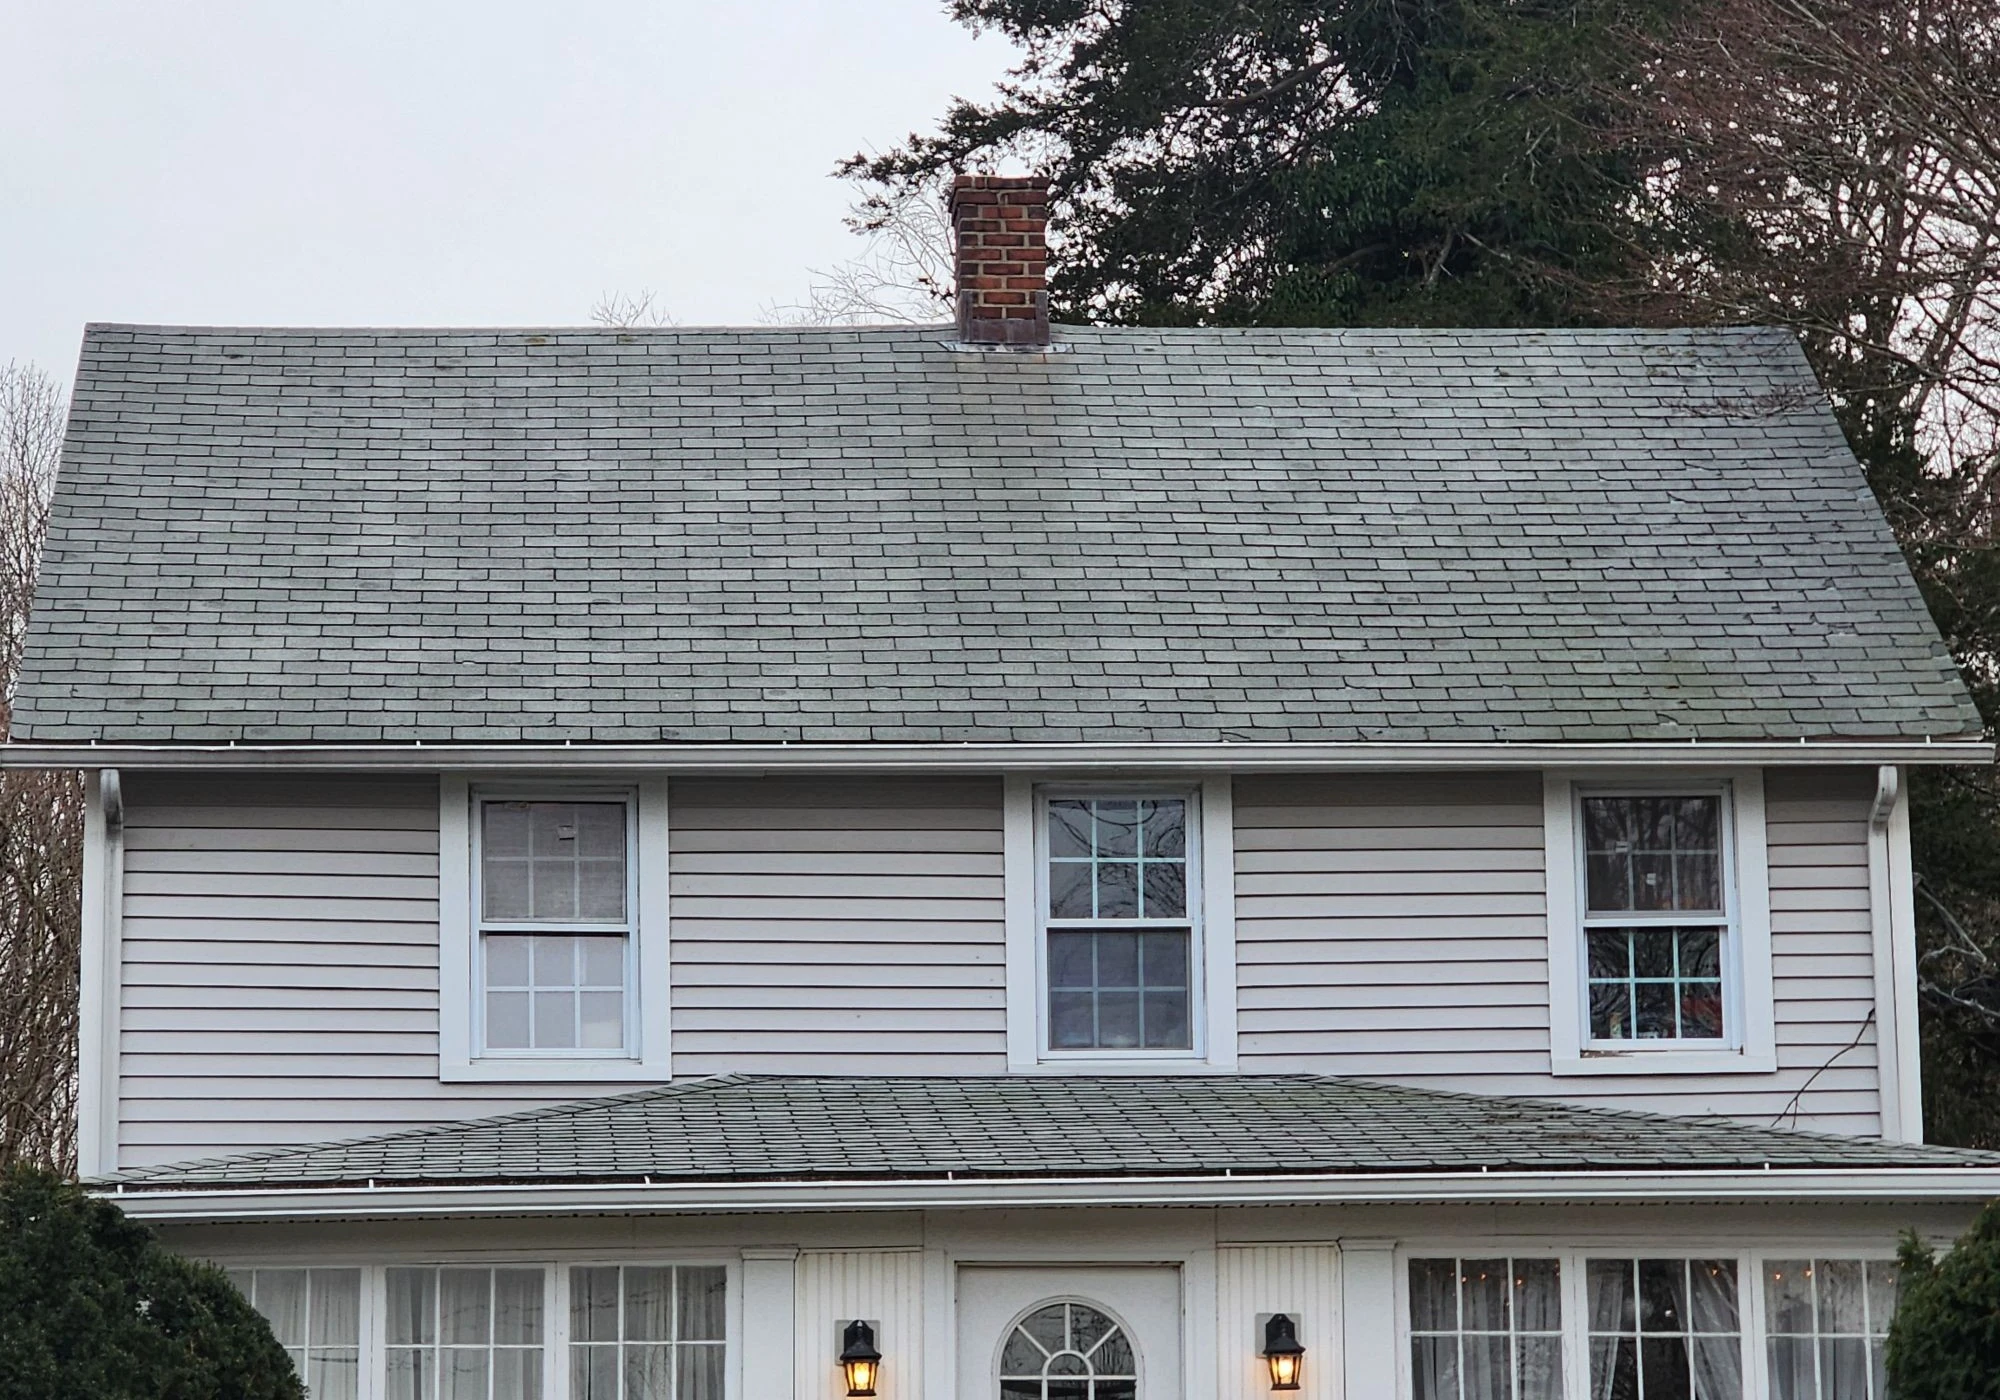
(11, 172, 2000, 1400)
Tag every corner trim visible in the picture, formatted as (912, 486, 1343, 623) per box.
(77, 771, 123, 1178)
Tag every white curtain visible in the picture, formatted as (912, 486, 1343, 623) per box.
(1687, 1263, 1742, 1400)
(1586, 1261, 1633, 1400)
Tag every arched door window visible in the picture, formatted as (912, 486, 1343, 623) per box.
(999, 1300, 1138, 1399)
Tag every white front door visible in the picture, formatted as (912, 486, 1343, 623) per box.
(956, 1265, 1183, 1400)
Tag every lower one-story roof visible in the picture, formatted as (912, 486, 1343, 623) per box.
(105, 1075, 2000, 1216)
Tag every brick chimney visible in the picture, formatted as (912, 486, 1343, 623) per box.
(948, 174, 1050, 347)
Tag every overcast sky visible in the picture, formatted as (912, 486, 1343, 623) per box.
(1, 1, 1015, 382)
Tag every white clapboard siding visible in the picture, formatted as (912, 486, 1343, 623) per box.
(115, 774, 626, 1169)
(1233, 768, 1884, 1135)
(669, 776, 1008, 1076)
(794, 1250, 925, 1400)
(1215, 1245, 1341, 1400)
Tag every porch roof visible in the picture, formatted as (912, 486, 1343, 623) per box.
(106, 1074, 2000, 1193)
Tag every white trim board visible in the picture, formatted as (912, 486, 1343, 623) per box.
(77, 770, 123, 1178)
(99, 1166, 2000, 1222)
(5, 738, 1988, 772)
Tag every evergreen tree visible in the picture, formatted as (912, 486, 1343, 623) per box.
(1887, 1204, 2000, 1400)
(849, 0, 1680, 327)
(0, 1167, 302, 1400)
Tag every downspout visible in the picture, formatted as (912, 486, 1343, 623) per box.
(1868, 766, 1921, 1142)
(77, 770, 124, 1177)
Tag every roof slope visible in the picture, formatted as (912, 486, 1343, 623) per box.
(15, 322, 1977, 744)
(109, 1074, 1999, 1190)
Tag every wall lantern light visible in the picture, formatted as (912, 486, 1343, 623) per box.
(839, 1318, 882, 1397)
(1263, 1312, 1305, 1392)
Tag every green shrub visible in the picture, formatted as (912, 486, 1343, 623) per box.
(0, 1166, 302, 1400)
(1887, 1201, 2000, 1400)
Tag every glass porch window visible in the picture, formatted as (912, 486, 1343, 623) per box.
(385, 1267, 545, 1400)
(1581, 793, 1730, 1042)
(1409, 1257, 1564, 1400)
(228, 1267, 362, 1400)
(1044, 796, 1194, 1052)
(568, 1265, 726, 1400)
(1764, 1259, 1897, 1400)
(1586, 1258, 1743, 1400)
(478, 798, 632, 1055)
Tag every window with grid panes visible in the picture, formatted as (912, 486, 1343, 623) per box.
(227, 1268, 361, 1400)
(1409, 1257, 1563, 1400)
(1579, 792, 1731, 1042)
(1043, 795, 1195, 1052)
(1586, 1258, 1742, 1400)
(568, 1265, 725, 1400)
(477, 797, 632, 1055)
(1763, 1259, 1897, 1400)
(385, 1267, 545, 1400)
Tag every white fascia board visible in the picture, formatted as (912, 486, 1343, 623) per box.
(98, 1166, 2000, 1224)
(5, 738, 1991, 773)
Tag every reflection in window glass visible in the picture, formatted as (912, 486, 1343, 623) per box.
(478, 796, 632, 1056)
(569, 1264, 725, 1400)
(1410, 1257, 1563, 1400)
(1047, 929, 1191, 1050)
(1583, 796, 1722, 913)
(385, 1267, 545, 1400)
(1586, 1258, 1742, 1400)
(998, 1300, 1136, 1400)
(1043, 794, 1196, 1054)
(1764, 1259, 1896, 1400)
(1047, 798, 1187, 920)
(1578, 791, 1731, 1044)
(228, 1268, 362, 1400)
(1587, 927, 1725, 1040)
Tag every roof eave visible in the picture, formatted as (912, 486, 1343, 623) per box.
(4, 738, 1992, 773)
(99, 1165, 2000, 1224)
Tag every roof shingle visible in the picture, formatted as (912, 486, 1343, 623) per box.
(108, 1075, 2000, 1190)
(14, 323, 1977, 744)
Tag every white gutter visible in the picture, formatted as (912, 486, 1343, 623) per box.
(102, 1166, 2000, 1223)
(4, 739, 1991, 773)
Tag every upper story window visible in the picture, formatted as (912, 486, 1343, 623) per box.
(1007, 779, 1237, 1070)
(1580, 793, 1729, 1043)
(1543, 773, 1775, 1077)
(1045, 796, 1195, 1053)
(470, 791, 640, 1061)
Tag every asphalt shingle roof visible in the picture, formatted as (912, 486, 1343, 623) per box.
(108, 1075, 2000, 1190)
(14, 322, 1977, 744)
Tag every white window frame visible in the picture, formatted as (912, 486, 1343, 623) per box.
(1004, 774, 1237, 1072)
(1543, 770, 1774, 1076)
(1392, 1239, 1905, 1400)
(439, 776, 671, 1083)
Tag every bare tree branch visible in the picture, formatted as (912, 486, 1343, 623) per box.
(0, 360, 81, 1175)
(764, 177, 956, 327)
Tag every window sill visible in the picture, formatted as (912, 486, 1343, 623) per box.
(441, 1057, 668, 1084)
(1013, 1057, 1237, 1076)
(1551, 1047, 1777, 1077)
